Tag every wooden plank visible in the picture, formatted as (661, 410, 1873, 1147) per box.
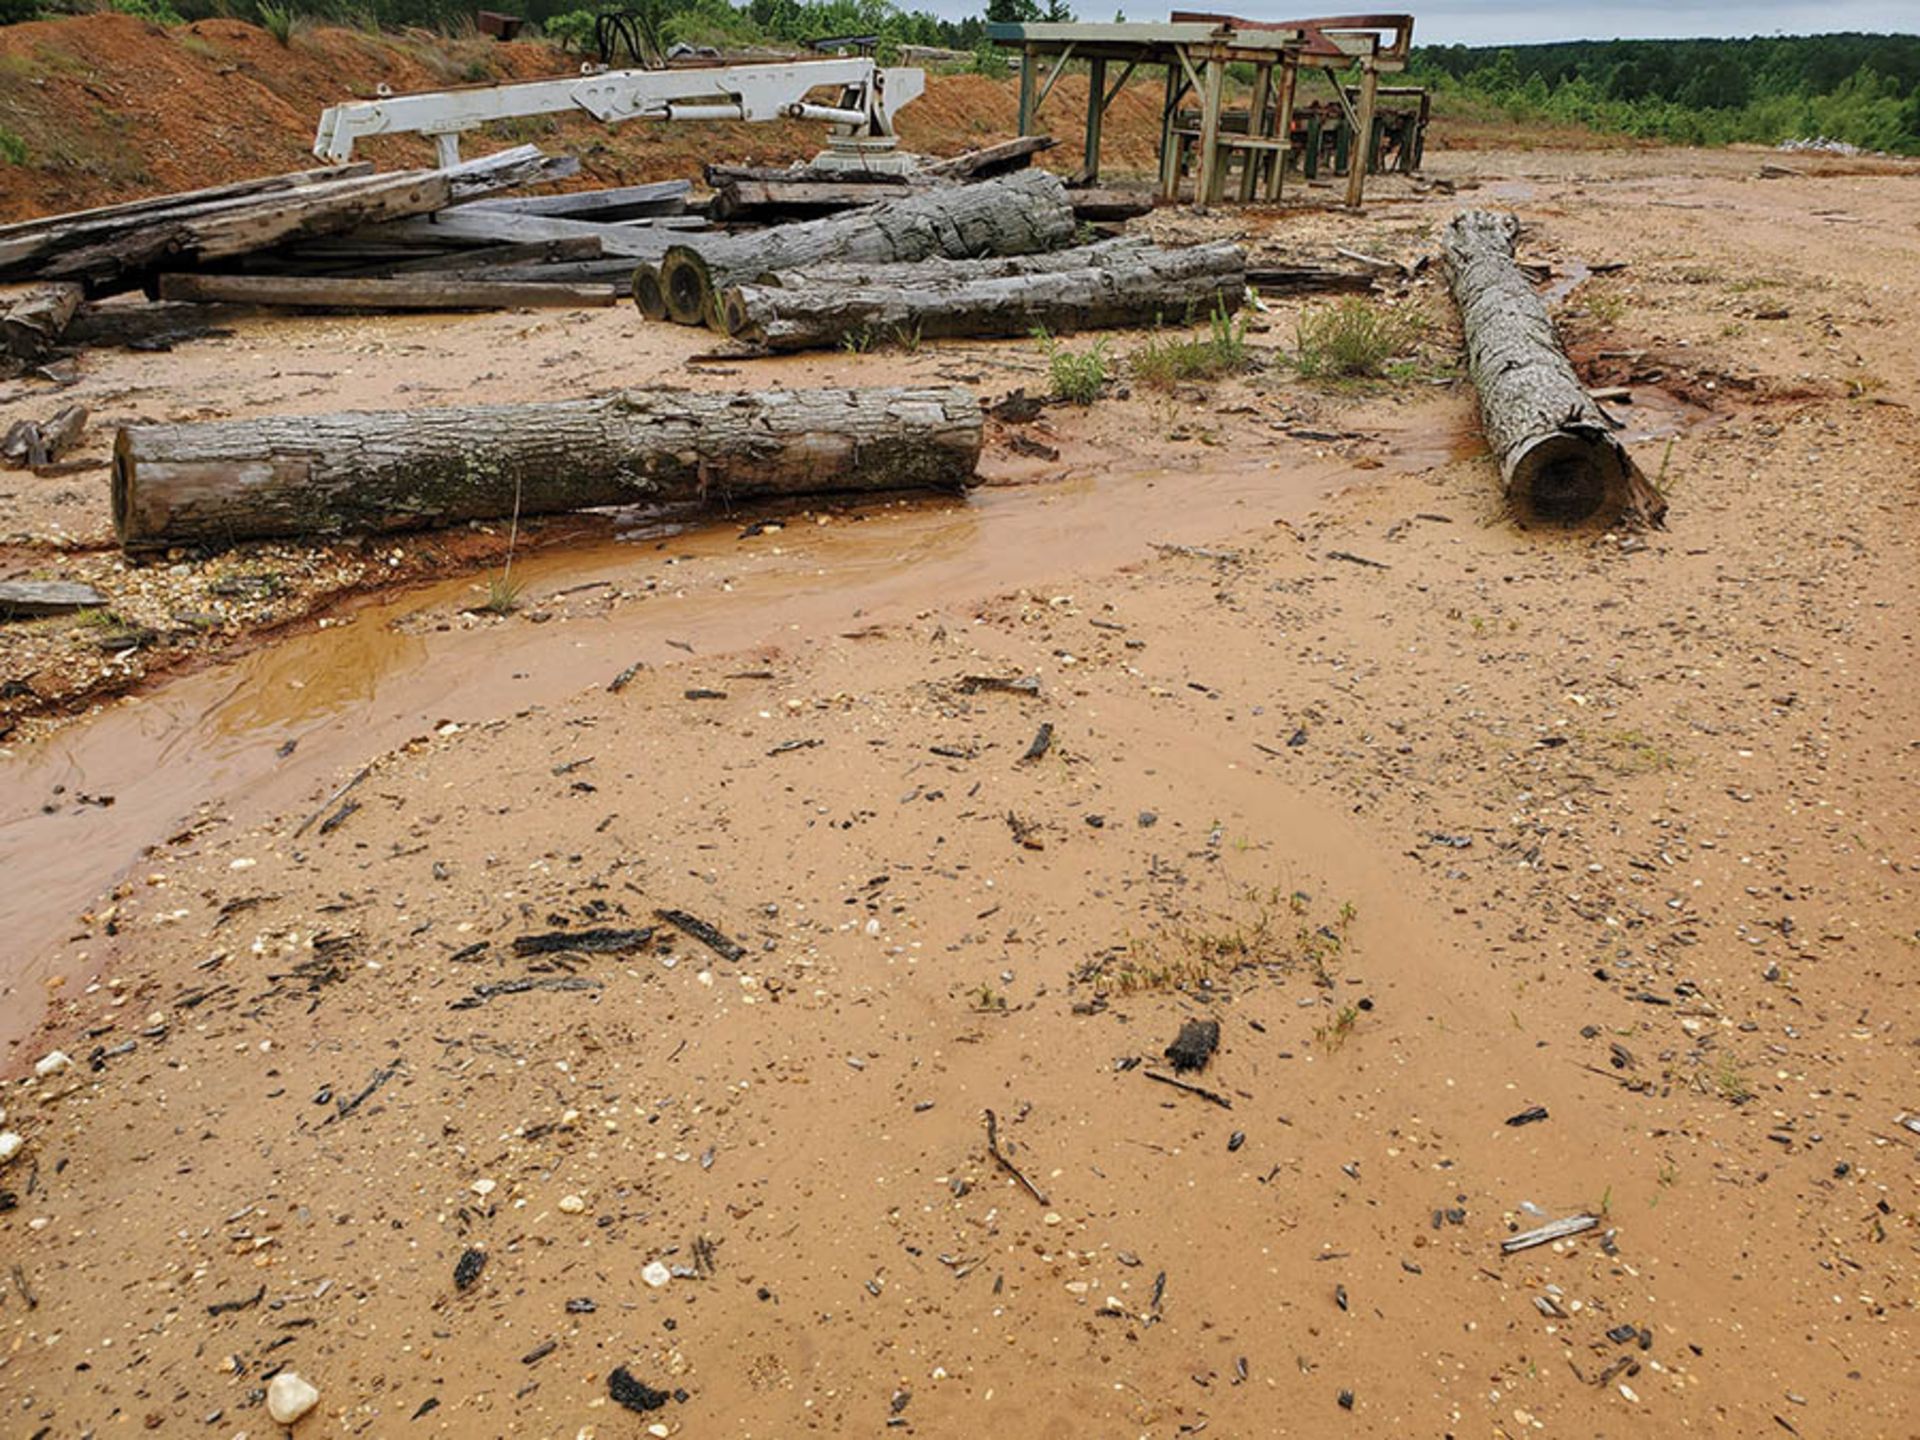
(710, 180, 892, 223)
(0, 164, 374, 246)
(462, 179, 691, 221)
(364, 236, 604, 276)
(0, 580, 108, 618)
(155, 273, 619, 311)
(363, 210, 684, 259)
(1346, 63, 1378, 208)
(922, 135, 1059, 181)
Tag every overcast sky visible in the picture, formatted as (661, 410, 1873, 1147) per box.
(961, 3, 1920, 45)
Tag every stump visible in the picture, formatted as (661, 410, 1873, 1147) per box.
(1442, 210, 1665, 525)
(113, 387, 983, 550)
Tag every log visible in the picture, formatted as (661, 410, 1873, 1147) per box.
(363, 235, 604, 276)
(155, 273, 619, 311)
(2, 281, 84, 360)
(362, 209, 693, 259)
(1441, 210, 1665, 525)
(112, 386, 983, 549)
(649, 169, 1078, 329)
(722, 241, 1246, 352)
(2, 402, 87, 468)
(1066, 188, 1154, 222)
(750, 235, 1154, 289)
(704, 162, 911, 188)
(921, 135, 1057, 179)
(709, 179, 894, 223)
(1246, 263, 1374, 294)
(0, 579, 109, 619)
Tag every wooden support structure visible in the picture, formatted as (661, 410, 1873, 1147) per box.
(988, 15, 1419, 210)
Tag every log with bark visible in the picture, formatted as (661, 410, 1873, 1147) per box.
(460, 179, 690, 221)
(155, 273, 619, 311)
(1442, 210, 1665, 525)
(920, 135, 1057, 179)
(720, 241, 1245, 352)
(636, 169, 1078, 328)
(1064, 188, 1154, 222)
(709, 179, 894, 224)
(112, 386, 983, 549)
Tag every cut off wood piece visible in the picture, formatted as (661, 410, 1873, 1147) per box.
(1500, 1214, 1598, 1254)
(461, 179, 691, 220)
(2, 282, 85, 361)
(0, 580, 109, 619)
(112, 386, 983, 550)
(1442, 209, 1666, 526)
(155, 273, 618, 311)
(921, 134, 1058, 179)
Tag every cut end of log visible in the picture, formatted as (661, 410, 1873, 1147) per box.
(659, 248, 711, 327)
(632, 263, 667, 321)
(109, 429, 137, 545)
(1508, 430, 1624, 524)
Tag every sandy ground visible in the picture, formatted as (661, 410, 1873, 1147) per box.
(1, 145, 1918, 1439)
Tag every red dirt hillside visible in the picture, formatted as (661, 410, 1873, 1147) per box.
(0, 14, 1171, 219)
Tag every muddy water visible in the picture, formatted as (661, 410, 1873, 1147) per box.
(0, 430, 1454, 1043)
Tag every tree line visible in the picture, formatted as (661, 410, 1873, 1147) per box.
(1411, 33, 1920, 153)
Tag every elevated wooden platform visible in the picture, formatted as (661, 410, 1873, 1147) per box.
(986, 13, 1418, 208)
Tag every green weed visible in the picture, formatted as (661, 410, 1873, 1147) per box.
(1292, 298, 1426, 380)
(0, 127, 25, 167)
(1133, 299, 1252, 390)
(255, 1, 299, 44)
(1035, 325, 1109, 405)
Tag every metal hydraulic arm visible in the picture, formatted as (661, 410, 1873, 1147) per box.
(313, 58, 927, 165)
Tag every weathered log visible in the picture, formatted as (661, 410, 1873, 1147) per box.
(1442, 210, 1665, 525)
(921, 135, 1057, 179)
(154, 272, 618, 311)
(1246, 263, 1375, 294)
(112, 386, 983, 549)
(0, 580, 109, 619)
(1066, 188, 1154, 222)
(704, 162, 911, 188)
(723, 241, 1246, 352)
(362, 208, 698, 259)
(651, 169, 1078, 329)
(2, 281, 85, 360)
(2, 402, 87, 468)
(749, 236, 1154, 290)
(709, 179, 894, 223)
(359, 235, 604, 276)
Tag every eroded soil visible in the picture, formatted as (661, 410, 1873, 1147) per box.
(0, 145, 1916, 1440)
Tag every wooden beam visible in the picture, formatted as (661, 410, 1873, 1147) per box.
(1085, 56, 1107, 181)
(1159, 62, 1186, 200)
(1346, 62, 1379, 208)
(1197, 56, 1226, 206)
(155, 272, 618, 311)
(1240, 61, 1272, 201)
(1033, 41, 1077, 119)
(1018, 44, 1037, 133)
(1268, 58, 1298, 200)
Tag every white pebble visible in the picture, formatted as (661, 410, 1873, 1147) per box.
(33, 1051, 69, 1077)
(558, 1194, 586, 1214)
(471, 1178, 497, 1197)
(0, 1133, 21, 1163)
(642, 1260, 672, 1288)
(266, 1371, 320, 1424)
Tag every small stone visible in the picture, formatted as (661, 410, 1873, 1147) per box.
(470, 1178, 496, 1197)
(0, 1132, 21, 1164)
(643, 1260, 672, 1288)
(558, 1194, 586, 1214)
(33, 1051, 70, 1078)
(266, 1371, 320, 1425)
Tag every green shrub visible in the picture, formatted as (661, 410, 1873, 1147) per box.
(540, 8, 598, 54)
(1292, 298, 1425, 380)
(255, 0, 298, 44)
(0, 127, 26, 167)
(106, 0, 187, 24)
(1133, 298, 1251, 390)
(1034, 324, 1108, 404)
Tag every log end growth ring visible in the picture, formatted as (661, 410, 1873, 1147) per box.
(1507, 428, 1625, 524)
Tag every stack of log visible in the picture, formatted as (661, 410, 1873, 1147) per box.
(0, 146, 700, 363)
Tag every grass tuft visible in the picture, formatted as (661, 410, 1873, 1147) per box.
(1133, 299, 1253, 391)
(1292, 298, 1426, 380)
(1034, 324, 1109, 405)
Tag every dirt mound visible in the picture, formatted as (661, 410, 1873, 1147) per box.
(0, 15, 1168, 221)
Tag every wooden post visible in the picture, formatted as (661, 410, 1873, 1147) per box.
(1267, 59, 1297, 201)
(1303, 111, 1321, 178)
(1239, 62, 1272, 201)
(1345, 62, 1378, 209)
(1159, 60, 1185, 201)
(1018, 44, 1036, 134)
(1197, 55, 1225, 207)
(1085, 56, 1107, 182)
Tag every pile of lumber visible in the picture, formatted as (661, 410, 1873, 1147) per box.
(0, 147, 699, 363)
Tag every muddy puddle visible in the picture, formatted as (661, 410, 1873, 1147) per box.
(0, 416, 1471, 1043)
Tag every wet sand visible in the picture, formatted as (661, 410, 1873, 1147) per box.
(1, 145, 1917, 1438)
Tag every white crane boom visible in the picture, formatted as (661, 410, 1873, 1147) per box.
(313, 58, 927, 167)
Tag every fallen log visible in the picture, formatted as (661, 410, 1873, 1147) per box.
(1441, 210, 1665, 525)
(749, 235, 1154, 289)
(722, 241, 1245, 352)
(921, 135, 1057, 179)
(1, 281, 85, 361)
(709, 179, 893, 223)
(645, 169, 1078, 328)
(1246, 263, 1375, 294)
(155, 273, 618, 311)
(1066, 188, 1154, 222)
(0, 579, 109, 619)
(112, 386, 983, 549)
(1, 402, 87, 469)
(704, 162, 911, 188)
(363, 208, 695, 259)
